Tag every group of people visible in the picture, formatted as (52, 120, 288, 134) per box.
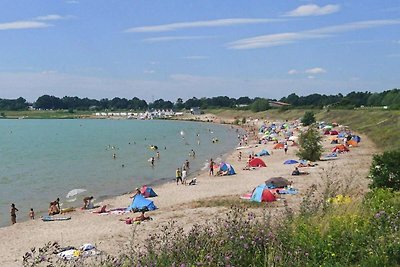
(9, 204, 35, 225)
(48, 198, 61, 215)
(176, 159, 191, 185)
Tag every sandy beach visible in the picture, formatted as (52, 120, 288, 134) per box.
(0, 116, 377, 266)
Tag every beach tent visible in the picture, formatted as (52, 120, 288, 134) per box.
(346, 140, 358, 147)
(249, 158, 267, 167)
(251, 184, 276, 202)
(126, 194, 157, 212)
(219, 162, 236, 175)
(338, 132, 346, 138)
(288, 136, 298, 142)
(265, 177, 290, 188)
(273, 143, 284, 149)
(332, 144, 349, 153)
(330, 130, 339, 135)
(256, 149, 270, 156)
(352, 135, 361, 143)
(140, 185, 158, 198)
(324, 130, 331, 135)
(284, 159, 299, 165)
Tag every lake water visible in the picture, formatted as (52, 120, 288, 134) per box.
(0, 119, 239, 227)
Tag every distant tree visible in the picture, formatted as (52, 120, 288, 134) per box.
(250, 98, 270, 112)
(236, 96, 252, 105)
(369, 150, 400, 190)
(296, 126, 323, 161)
(184, 97, 201, 109)
(301, 111, 316, 126)
(174, 98, 184, 110)
(35, 95, 63, 110)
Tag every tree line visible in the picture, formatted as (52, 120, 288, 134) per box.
(0, 88, 399, 111)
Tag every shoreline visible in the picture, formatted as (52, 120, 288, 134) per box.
(0, 116, 377, 266)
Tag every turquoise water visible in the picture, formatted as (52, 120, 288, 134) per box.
(0, 119, 239, 227)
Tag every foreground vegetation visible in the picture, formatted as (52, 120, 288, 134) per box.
(24, 186, 400, 266)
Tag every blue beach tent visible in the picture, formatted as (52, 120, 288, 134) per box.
(284, 159, 299, 164)
(251, 184, 276, 202)
(126, 194, 157, 212)
(256, 149, 270, 157)
(219, 162, 236, 175)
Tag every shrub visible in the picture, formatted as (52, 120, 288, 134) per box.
(369, 150, 400, 190)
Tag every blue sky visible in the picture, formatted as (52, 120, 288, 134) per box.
(0, 0, 399, 102)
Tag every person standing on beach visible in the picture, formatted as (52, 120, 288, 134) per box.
(182, 168, 187, 185)
(156, 151, 160, 159)
(185, 159, 190, 172)
(284, 143, 288, 154)
(238, 151, 242, 161)
(176, 168, 183, 185)
(10, 203, 18, 225)
(209, 158, 215, 176)
(29, 208, 35, 220)
(151, 157, 155, 167)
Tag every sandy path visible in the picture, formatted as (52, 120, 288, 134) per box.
(0, 121, 376, 266)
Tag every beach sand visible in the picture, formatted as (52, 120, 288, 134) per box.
(0, 118, 377, 266)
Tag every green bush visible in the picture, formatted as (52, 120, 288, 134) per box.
(369, 150, 400, 190)
(296, 126, 323, 161)
(301, 111, 316, 126)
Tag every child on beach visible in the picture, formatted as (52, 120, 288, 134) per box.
(29, 208, 35, 220)
(209, 158, 214, 176)
(10, 203, 18, 225)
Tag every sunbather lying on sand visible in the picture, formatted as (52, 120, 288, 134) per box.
(120, 211, 152, 224)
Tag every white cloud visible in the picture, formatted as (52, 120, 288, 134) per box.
(307, 75, 315, 79)
(125, 18, 284, 33)
(0, 21, 51, 31)
(183, 56, 209, 60)
(144, 70, 155, 74)
(284, 4, 340, 17)
(65, 0, 79, 4)
(288, 69, 298, 75)
(305, 67, 326, 74)
(143, 36, 214, 43)
(228, 19, 400, 49)
(35, 15, 65, 21)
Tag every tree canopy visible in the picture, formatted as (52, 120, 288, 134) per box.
(0, 88, 399, 111)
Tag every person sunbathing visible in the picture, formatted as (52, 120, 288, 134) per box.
(92, 205, 108, 214)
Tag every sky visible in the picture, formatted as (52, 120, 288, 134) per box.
(0, 0, 399, 102)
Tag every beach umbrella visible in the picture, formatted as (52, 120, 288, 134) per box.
(265, 177, 290, 188)
(284, 159, 299, 164)
(66, 188, 87, 199)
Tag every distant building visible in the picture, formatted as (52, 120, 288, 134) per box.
(190, 107, 201, 115)
(268, 101, 291, 108)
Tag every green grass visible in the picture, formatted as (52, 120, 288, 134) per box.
(0, 110, 93, 119)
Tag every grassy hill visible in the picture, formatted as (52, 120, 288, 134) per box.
(208, 108, 400, 152)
